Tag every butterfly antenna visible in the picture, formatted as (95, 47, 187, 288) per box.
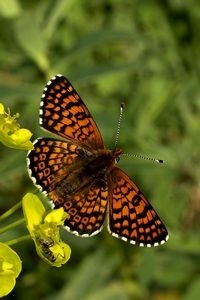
(115, 102, 124, 148)
(114, 103, 163, 164)
(123, 153, 164, 164)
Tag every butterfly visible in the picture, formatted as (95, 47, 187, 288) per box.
(27, 74, 168, 247)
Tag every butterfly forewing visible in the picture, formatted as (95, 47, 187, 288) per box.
(108, 168, 168, 246)
(27, 74, 168, 247)
(40, 75, 104, 150)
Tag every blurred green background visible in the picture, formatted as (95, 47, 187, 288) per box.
(0, 0, 200, 299)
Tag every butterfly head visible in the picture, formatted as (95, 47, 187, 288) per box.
(112, 148, 124, 164)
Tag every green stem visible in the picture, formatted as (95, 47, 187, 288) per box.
(0, 201, 22, 222)
(0, 218, 25, 234)
(5, 234, 31, 246)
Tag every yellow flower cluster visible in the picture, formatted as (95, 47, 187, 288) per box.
(0, 103, 33, 150)
(0, 103, 71, 297)
(22, 193, 71, 267)
(0, 243, 21, 297)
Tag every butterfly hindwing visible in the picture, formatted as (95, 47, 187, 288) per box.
(108, 167, 168, 246)
(49, 182, 108, 237)
(27, 137, 92, 194)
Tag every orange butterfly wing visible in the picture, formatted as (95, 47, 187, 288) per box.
(49, 183, 108, 236)
(27, 138, 109, 236)
(27, 138, 92, 194)
(40, 74, 104, 150)
(108, 167, 168, 246)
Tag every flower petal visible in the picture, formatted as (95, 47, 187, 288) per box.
(0, 102, 33, 150)
(22, 193, 45, 233)
(44, 207, 68, 225)
(0, 243, 22, 297)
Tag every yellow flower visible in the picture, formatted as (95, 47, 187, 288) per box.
(0, 243, 22, 297)
(22, 193, 71, 267)
(0, 103, 33, 150)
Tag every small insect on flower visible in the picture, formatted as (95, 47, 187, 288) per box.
(36, 237, 57, 263)
(22, 193, 71, 267)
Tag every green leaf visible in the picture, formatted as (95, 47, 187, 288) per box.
(0, 0, 21, 18)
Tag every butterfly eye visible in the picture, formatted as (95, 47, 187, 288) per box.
(116, 157, 120, 163)
(77, 148, 88, 158)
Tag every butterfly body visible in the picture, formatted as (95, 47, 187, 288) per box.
(54, 148, 123, 196)
(27, 74, 168, 247)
